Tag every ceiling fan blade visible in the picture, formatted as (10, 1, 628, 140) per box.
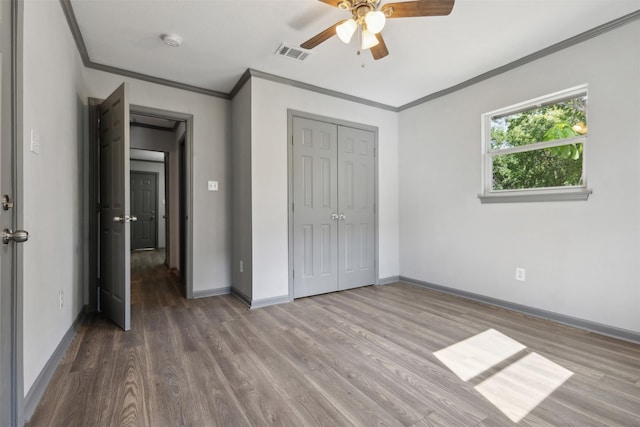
(301, 21, 344, 49)
(318, 0, 343, 7)
(382, 0, 454, 18)
(371, 33, 389, 60)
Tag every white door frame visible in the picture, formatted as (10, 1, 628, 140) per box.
(287, 109, 379, 300)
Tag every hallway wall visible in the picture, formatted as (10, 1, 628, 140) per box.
(22, 0, 88, 395)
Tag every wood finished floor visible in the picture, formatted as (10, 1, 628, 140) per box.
(28, 250, 640, 426)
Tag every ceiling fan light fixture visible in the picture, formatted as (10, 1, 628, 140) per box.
(364, 10, 386, 34)
(361, 29, 379, 50)
(336, 19, 357, 43)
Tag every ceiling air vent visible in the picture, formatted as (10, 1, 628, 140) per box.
(275, 43, 312, 62)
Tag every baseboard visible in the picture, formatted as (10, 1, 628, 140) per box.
(378, 276, 400, 285)
(250, 294, 291, 309)
(399, 276, 640, 344)
(24, 305, 88, 422)
(231, 288, 251, 307)
(192, 287, 231, 299)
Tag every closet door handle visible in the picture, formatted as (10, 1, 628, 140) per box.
(338, 213, 346, 221)
(331, 213, 339, 220)
(2, 229, 29, 245)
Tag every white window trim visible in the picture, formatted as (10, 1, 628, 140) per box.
(479, 85, 592, 203)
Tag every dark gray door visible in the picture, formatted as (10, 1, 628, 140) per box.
(99, 83, 132, 331)
(292, 117, 339, 298)
(337, 125, 376, 290)
(1, 1, 21, 423)
(130, 171, 157, 250)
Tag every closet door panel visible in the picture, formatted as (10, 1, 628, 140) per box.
(337, 126, 376, 290)
(292, 117, 339, 298)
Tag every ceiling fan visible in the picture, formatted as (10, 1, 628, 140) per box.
(300, 0, 455, 60)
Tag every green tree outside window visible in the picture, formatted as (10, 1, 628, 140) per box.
(490, 96, 587, 191)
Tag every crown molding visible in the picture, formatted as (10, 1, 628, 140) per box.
(398, 9, 640, 111)
(59, 0, 640, 111)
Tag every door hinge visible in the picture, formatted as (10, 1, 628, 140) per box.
(292, 270, 295, 279)
(97, 203, 101, 213)
(292, 203, 294, 213)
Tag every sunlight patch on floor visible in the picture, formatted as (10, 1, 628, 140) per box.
(433, 328, 526, 381)
(475, 352, 573, 423)
(434, 329, 574, 423)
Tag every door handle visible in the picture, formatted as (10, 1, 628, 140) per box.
(113, 215, 138, 223)
(2, 229, 29, 245)
(331, 213, 339, 220)
(338, 213, 346, 221)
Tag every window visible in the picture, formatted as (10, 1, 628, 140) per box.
(480, 86, 592, 203)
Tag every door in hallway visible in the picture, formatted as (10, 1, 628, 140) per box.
(130, 171, 157, 250)
(99, 83, 132, 331)
(292, 116, 376, 299)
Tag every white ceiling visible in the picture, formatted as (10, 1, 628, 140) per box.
(69, 0, 640, 107)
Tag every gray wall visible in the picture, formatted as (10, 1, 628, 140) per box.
(21, 0, 88, 394)
(130, 158, 166, 248)
(231, 83, 252, 300)
(398, 21, 640, 334)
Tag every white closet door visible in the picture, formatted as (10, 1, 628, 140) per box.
(337, 125, 376, 290)
(292, 117, 339, 298)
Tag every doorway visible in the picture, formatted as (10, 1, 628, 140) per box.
(130, 170, 159, 251)
(288, 111, 378, 299)
(130, 148, 167, 256)
(88, 93, 194, 330)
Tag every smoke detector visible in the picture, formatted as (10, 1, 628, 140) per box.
(160, 33, 182, 47)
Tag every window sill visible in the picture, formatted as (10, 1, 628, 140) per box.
(478, 188, 592, 204)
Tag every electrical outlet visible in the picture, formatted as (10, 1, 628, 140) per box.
(58, 290, 64, 310)
(239, 260, 243, 273)
(515, 268, 526, 282)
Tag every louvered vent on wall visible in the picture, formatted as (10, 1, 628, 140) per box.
(275, 43, 312, 62)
